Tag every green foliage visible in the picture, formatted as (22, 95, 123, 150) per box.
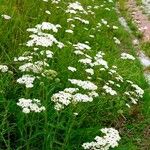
(0, 0, 150, 149)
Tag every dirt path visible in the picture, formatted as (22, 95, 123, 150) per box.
(127, 0, 150, 42)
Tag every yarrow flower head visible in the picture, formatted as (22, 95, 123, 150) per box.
(17, 98, 45, 113)
(51, 86, 95, 111)
(69, 79, 98, 91)
(68, 66, 77, 72)
(103, 85, 117, 96)
(17, 74, 36, 88)
(19, 61, 49, 73)
(73, 43, 91, 51)
(82, 127, 121, 150)
(0, 65, 8, 72)
(121, 53, 135, 60)
(124, 80, 144, 107)
(66, 1, 87, 14)
(26, 22, 64, 48)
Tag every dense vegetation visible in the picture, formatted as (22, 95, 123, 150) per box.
(0, 0, 150, 149)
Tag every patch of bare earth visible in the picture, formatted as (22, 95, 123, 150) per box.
(127, 0, 150, 42)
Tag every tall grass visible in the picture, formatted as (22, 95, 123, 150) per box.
(0, 0, 150, 149)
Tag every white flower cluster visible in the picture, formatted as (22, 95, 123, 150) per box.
(51, 87, 96, 111)
(93, 51, 108, 69)
(101, 19, 108, 25)
(72, 37, 144, 108)
(103, 85, 117, 96)
(26, 33, 64, 48)
(87, 5, 95, 15)
(85, 68, 94, 75)
(121, 53, 135, 60)
(125, 80, 144, 106)
(78, 51, 108, 69)
(113, 37, 121, 45)
(17, 98, 45, 113)
(73, 43, 91, 51)
(26, 22, 64, 48)
(73, 93, 93, 102)
(82, 128, 121, 150)
(0, 65, 8, 73)
(51, 91, 72, 110)
(108, 67, 124, 83)
(74, 46, 108, 70)
(40, 50, 53, 58)
(14, 56, 33, 62)
(36, 22, 61, 32)
(69, 79, 98, 91)
(14, 20, 61, 114)
(27, 22, 61, 33)
(74, 17, 89, 24)
(17, 74, 36, 88)
(19, 61, 49, 73)
(66, 1, 87, 14)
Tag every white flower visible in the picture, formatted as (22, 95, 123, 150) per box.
(69, 79, 97, 91)
(105, 7, 111, 11)
(73, 112, 78, 116)
(66, 2, 87, 14)
(88, 91, 99, 98)
(113, 26, 118, 29)
(113, 37, 121, 45)
(79, 58, 92, 66)
(14, 56, 33, 62)
(26, 33, 59, 47)
(89, 35, 94, 38)
(74, 17, 89, 24)
(73, 43, 91, 51)
(40, 50, 53, 58)
(65, 29, 73, 33)
(126, 103, 131, 108)
(101, 19, 107, 25)
(124, 81, 144, 106)
(51, 91, 72, 110)
(93, 51, 108, 69)
(85, 68, 94, 75)
(68, 66, 77, 72)
(17, 98, 45, 113)
(17, 74, 36, 88)
(1, 14, 11, 20)
(131, 84, 144, 98)
(121, 53, 135, 60)
(35, 22, 61, 32)
(82, 128, 121, 150)
(22, 108, 30, 113)
(64, 88, 79, 94)
(103, 85, 117, 95)
(0, 65, 8, 72)
(19, 61, 49, 73)
(74, 50, 84, 55)
(26, 23, 64, 48)
(45, 10, 51, 15)
(73, 93, 93, 102)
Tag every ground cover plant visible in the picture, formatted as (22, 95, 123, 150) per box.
(0, 0, 150, 149)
